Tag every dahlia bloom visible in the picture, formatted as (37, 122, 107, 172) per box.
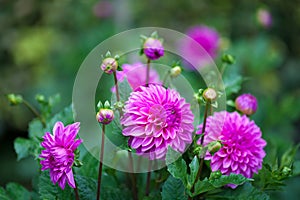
(143, 38, 164, 60)
(121, 84, 194, 160)
(179, 25, 220, 70)
(257, 8, 272, 28)
(114, 62, 161, 91)
(235, 93, 258, 115)
(40, 121, 83, 189)
(196, 111, 266, 188)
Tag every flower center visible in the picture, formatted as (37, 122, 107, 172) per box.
(148, 104, 181, 128)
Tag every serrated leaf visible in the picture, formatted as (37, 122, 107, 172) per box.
(111, 78, 132, 104)
(75, 175, 97, 200)
(188, 156, 200, 186)
(206, 182, 270, 200)
(166, 148, 188, 186)
(0, 187, 10, 200)
(161, 176, 188, 200)
(14, 137, 34, 161)
(192, 173, 250, 196)
(39, 171, 73, 199)
(6, 182, 31, 200)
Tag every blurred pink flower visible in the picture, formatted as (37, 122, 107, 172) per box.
(257, 8, 272, 28)
(179, 25, 220, 70)
(197, 111, 266, 188)
(114, 62, 161, 91)
(93, 1, 113, 18)
(40, 121, 82, 189)
(121, 84, 194, 160)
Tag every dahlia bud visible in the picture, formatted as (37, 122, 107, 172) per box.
(257, 8, 272, 29)
(35, 94, 47, 104)
(235, 93, 258, 115)
(207, 141, 222, 155)
(143, 36, 164, 60)
(209, 170, 222, 180)
(170, 66, 182, 78)
(221, 54, 235, 65)
(203, 88, 217, 101)
(7, 94, 23, 106)
(96, 108, 114, 125)
(281, 166, 291, 176)
(100, 57, 118, 74)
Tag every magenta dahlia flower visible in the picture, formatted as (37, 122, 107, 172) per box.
(143, 38, 164, 60)
(40, 121, 83, 189)
(179, 25, 220, 70)
(235, 93, 258, 115)
(121, 84, 194, 160)
(196, 111, 266, 188)
(113, 62, 161, 91)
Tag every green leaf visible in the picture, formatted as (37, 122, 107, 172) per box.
(224, 74, 243, 97)
(207, 182, 270, 200)
(75, 175, 97, 200)
(39, 171, 73, 199)
(111, 78, 132, 104)
(6, 182, 31, 200)
(14, 137, 35, 161)
(0, 187, 10, 200)
(280, 144, 300, 168)
(166, 148, 188, 187)
(161, 176, 188, 200)
(101, 186, 132, 200)
(28, 119, 44, 138)
(79, 152, 99, 179)
(192, 174, 250, 196)
(188, 156, 200, 186)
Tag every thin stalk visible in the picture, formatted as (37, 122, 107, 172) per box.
(113, 71, 120, 102)
(74, 186, 80, 200)
(23, 99, 46, 127)
(96, 125, 105, 200)
(128, 152, 138, 200)
(145, 160, 152, 196)
(190, 100, 211, 197)
(146, 59, 151, 86)
(162, 70, 171, 87)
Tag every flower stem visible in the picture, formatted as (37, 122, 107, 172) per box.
(97, 125, 105, 200)
(128, 152, 138, 200)
(22, 99, 46, 127)
(146, 59, 151, 86)
(162, 70, 171, 87)
(145, 160, 152, 196)
(113, 71, 120, 102)
(74, 186, 80, 200)
(190, 100, 211, 197)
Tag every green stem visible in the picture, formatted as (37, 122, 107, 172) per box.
(146, 59, 151, 87)
(74, 186, 80, 200)
(22, 99, 46, 127)
(145, 160, 152, 196)
(190, 100, 211, 198)
(113, 71, 120, 102)
(128, 152, 138, 200)
(162, 70, 171, 87)
(97, 125, 105, 200)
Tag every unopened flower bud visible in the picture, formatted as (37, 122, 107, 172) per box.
(96, 108, 114, 125)
(170, 66, 182, 78)
(35, 94, 47, 104)
(143, 37, 164, 60)
(209, 170, 222, 180)
(235, 93, 258, 115)
(222, 54, 235, 65)
(7, 94, 23, 106)
(207, 141, 222, 155)
(282, 166, 291, 176)
(203, 88, 217, 101)
(101, 57, 118, 74)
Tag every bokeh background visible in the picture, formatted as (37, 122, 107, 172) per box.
(0, 0, 299, 199)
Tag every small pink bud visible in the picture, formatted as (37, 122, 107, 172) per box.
(100, 57, 118, 74)
(96, 109, 114, 125)
(235, 93, 258, 115)
(143, 38, 164, 60)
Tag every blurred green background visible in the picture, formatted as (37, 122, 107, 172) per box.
(0, 0, 299, 199)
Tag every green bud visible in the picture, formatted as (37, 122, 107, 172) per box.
(170, 66, 182, 78)
(209, 170, 222, 180)
(7, 94, 23, 106)
(282, 166, 291, 176)
(222, 54, 235, 64)
(207, 141, 222, 155)
(97, 101, 103, 110)
(203, 88, 217, 101)
(35, 94, 47, 104)
(104, 100, 111, 109)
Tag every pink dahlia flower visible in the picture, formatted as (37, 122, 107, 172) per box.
(121, 84, 194, 160)
(113, 62, 161, 91)
(196, 111, 266, 188)
(40, 121, 83, 189)
(179, 25, 220, 70)
(235, 93, 258, 115)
